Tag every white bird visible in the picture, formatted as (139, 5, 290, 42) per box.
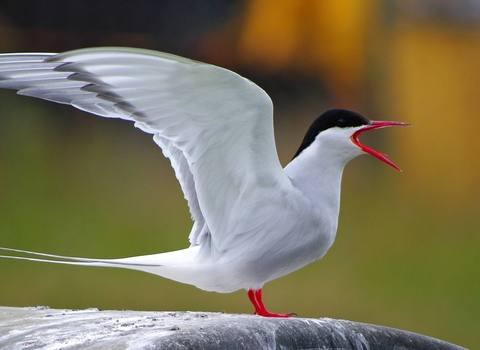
(0, 47, 409, 317)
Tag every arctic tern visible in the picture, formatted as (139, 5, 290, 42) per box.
(0, 47, 410, 317)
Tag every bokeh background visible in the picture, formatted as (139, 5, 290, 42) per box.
(0, 0, 479, 348)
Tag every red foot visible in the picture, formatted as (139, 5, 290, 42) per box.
(247, 289, 295, 318)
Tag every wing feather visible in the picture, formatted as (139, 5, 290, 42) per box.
(0, 47, 288, 251)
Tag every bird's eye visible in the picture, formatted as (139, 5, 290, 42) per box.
(337, 118, 347, 127)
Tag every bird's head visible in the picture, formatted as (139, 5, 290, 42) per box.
(293, 109, 411, 171)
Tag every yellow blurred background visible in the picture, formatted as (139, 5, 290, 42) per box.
(0, 1, 479, 348)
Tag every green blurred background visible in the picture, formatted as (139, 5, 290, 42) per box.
(0, 1, 479, 348)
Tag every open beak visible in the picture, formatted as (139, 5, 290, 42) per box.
(351, 121, 411, 172)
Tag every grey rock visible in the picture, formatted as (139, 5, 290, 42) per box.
(0, 306, 466, 350)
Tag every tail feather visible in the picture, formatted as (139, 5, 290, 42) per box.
(0, 246, 201, 268)
(0, 246, 153, 269)
(1, 247, 115, 262)
(0, 245, 214, 291)
(0, 253, 112, 268)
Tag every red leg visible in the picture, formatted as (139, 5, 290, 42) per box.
(247, 289, 261, 315)
(247, 288, 294, 318)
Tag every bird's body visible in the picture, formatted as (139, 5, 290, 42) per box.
(0, 47, 409, 316)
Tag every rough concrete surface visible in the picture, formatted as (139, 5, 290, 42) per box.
(0, 306, 467, 349)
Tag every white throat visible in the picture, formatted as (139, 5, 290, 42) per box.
(284, 127, 363, 218)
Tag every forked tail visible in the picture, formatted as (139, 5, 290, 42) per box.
(0, 246, 200, 275)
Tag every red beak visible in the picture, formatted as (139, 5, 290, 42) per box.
(351, 121, 411, 172)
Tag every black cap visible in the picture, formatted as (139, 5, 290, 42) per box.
(292, 109, 370, 160)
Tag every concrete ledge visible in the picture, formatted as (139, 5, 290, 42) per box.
(0, 306, 466, 349)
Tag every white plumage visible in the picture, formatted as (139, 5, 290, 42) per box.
(0, 47, 409, 317)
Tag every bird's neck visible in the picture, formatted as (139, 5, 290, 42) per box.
(284, 144, 351, 218)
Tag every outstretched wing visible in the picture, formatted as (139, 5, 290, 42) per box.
(0, 47, 287, 250)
